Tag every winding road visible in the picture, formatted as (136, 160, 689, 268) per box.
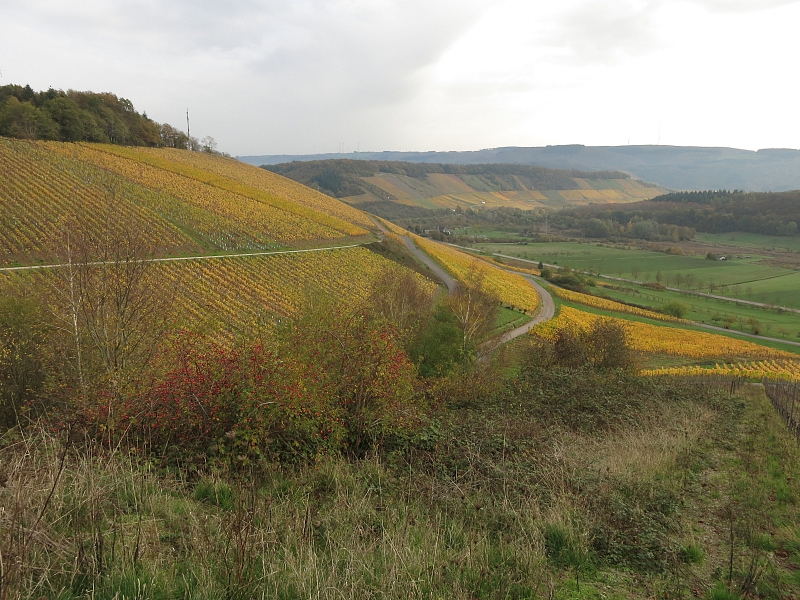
(367, 217, 555, 345)
(497, 275, 556, 344)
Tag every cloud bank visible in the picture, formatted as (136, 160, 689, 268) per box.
(1, 0, 799, 154)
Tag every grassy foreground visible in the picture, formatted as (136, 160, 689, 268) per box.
(4, 371, 800, 599)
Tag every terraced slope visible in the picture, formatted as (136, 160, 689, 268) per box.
(264, 159, 667, 213)
(1, 247, 434, 336)
(359, 172, 663, 210)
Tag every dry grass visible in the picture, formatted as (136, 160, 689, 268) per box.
(3, 379, 800, 598)
(557, 402, 716, 481)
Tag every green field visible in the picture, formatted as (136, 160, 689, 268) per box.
(696, 231, 800, 252)
(597, 283, 800, 343)
(475, 241, 800, 308)
(492, 306, 531, 334)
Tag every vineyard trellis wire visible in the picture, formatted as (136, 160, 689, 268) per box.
(763, 378, 800, 441)
(664, 373, 746, 398)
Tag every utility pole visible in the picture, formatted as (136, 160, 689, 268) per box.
(186, 109, 190, 149)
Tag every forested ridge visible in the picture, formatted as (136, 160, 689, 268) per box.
(565, 189, 800, 237)
(0, 83, 215, 151)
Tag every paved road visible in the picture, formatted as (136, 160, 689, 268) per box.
(368, 216, 458, 294)
(497, 275, 556, 344)
(400, 236, 457, 294)
(397, 231, 555, 343)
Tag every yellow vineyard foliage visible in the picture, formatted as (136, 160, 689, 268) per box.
(551, 286, 689, 324)
(536, 306, 793, 360)
(643, 359, 800, 382)
(412, 236, 539, 313)
(92, 144, 369, 237)
(1, 247, 435, 335)
(135, 147, 375, 231)
(0, 139, 201, 262)
(46, 143, 369, 248)
(160, 247, 428, 333)
(481, 256, 541, 276)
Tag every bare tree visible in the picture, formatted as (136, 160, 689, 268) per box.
(447, 263, 499, 356)
(48, 187, 179, 413)
(368, 265, 435, 337)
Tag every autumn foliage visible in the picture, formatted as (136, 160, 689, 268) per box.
(86, 310, 424, 464)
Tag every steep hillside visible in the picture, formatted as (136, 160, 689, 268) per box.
(0, 137, 451, 338)
(264, 159, 665, 214)
(0, 139, 374, 265)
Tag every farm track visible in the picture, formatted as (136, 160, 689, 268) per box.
(368, 216, 457, 293)
(369, 219, 555, 344)
(497, 275, 555, 343)
(0, 243, 369, 273)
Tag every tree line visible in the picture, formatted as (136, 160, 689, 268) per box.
(568, 190, 800, 237)
(0, 84, 220, 153)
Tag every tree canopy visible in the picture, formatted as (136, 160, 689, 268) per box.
(0, 84, 217, 152)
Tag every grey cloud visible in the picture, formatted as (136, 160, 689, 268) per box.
(242, 1, 484, 112)
(688, 0, 800, 13)
(550, 1, 664, 65)
(8, 0, 482, 110)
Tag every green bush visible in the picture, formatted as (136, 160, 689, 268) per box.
(662, 300, 690, 319)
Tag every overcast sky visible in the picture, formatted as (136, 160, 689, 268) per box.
(2, 0, 799, 155)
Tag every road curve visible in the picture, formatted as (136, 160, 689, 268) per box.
(399, 236, 457, 294)
(497, 275, 556, 344)
(367, 218, 556, 346)
(367, 216, 457, 294)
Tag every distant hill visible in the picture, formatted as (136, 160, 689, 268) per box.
(264, 159, 665, 216)
(241, 145, 800, 192)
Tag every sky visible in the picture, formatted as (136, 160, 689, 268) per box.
(2, 0, 799, 156)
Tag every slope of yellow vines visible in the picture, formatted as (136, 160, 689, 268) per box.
(551, 286, 689, 324)
(412, 236, 539, 313)
(536, 306, 792, 361)
(0, 139, 201, 262)
(46, 143, 369, 248)
(643, 359, 800, 382)
(136, 147, 374, 230)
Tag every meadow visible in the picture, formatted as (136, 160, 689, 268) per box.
(696, 231, 800, 252)
(475, 240, 800, 308)
(599, 282, 800, 339)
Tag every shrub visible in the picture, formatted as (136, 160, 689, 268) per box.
(113, 332, 343, 464)
(542, 318, 634, 371)
(662, 300, 690, 319)
(0, 296, 48, 428)
(588, 318, 633, 370)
